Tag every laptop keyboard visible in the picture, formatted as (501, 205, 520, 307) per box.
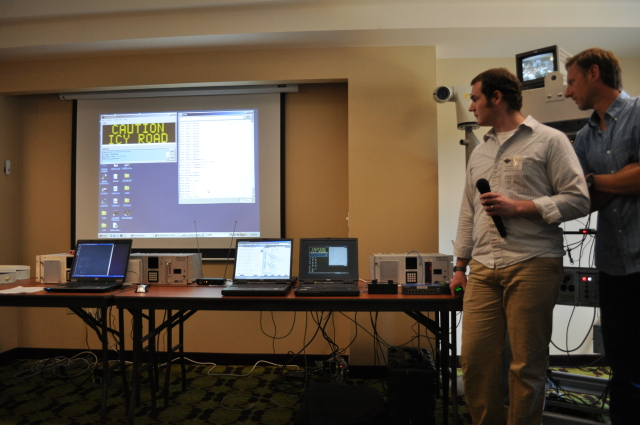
(222, 281, 291, 296)
(305, 284, 352, 288)
(68, 282, 113, 287)
(235, 283, 283, 288)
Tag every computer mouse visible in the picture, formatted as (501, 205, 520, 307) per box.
(135, 284, 149, 293)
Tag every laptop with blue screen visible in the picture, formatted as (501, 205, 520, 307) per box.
(221, 238, 294, 296)
(46, 239, 132, 293)
(294, 238, 360, 296)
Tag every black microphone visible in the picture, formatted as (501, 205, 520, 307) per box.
(476, 178, 507, 238)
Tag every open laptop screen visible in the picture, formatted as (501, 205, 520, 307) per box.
(299, 238, 359, 281)
(70, 239, 132, 281)
(233, 239, 293, 280)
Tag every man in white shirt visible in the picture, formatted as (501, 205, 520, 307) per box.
(450, 68, 590, 425)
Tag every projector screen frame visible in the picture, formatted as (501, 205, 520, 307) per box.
(70, 88, 289, 260)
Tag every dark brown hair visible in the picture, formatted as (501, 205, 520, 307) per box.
(471, 68, 522, 112)
(565, 48, 622, 91)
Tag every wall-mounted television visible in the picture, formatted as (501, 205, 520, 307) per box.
(515, 45, 570, 90)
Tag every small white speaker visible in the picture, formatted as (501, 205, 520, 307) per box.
(43, 260, 63, 283)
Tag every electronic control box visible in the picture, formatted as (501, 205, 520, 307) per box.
(35, 254, 73, 283)
(370, 253, 453, 284)
(0, 265, 30, 280)
(130, 253, 203, 284)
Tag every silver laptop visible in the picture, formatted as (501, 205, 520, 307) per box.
(46, 239, 132, 293)
(221, 238, 294, 296)
(294, 238, 360, 296)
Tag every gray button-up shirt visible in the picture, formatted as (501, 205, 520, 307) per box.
(454, 116, 590, 269)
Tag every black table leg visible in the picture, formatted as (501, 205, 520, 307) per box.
(164, 309, 173, 407)
(119, 306, 129, 413)
(178, 311, 186, 392)
(99, 307, 109, 425)
(128, 308, 142, 424)
(451, 310, 459, 425)
(441, 310, 450, 425)
(148, 309, 158, 411)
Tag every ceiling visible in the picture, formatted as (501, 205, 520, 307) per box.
(1, 0, 640, 62)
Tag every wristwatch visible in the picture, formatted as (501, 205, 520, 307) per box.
(586, 173, 595, 190)
(453, 266, 467, 273)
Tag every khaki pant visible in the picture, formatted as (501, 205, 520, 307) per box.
(461, 257, 562, 425)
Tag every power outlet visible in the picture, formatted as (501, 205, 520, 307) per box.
(557, 270, 579, 306)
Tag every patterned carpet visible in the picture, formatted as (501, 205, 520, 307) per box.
(0, 358, 610, 425)
(1, 358, 461, 425)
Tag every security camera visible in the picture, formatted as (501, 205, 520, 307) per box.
(433, 84, 478, 130)
(433, 86, 454, 103)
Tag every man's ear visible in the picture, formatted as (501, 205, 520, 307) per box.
(492, 90, 503, 105)
(587, 64, 600, 83)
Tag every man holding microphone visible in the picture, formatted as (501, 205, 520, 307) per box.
(450, 68, 590, 425)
